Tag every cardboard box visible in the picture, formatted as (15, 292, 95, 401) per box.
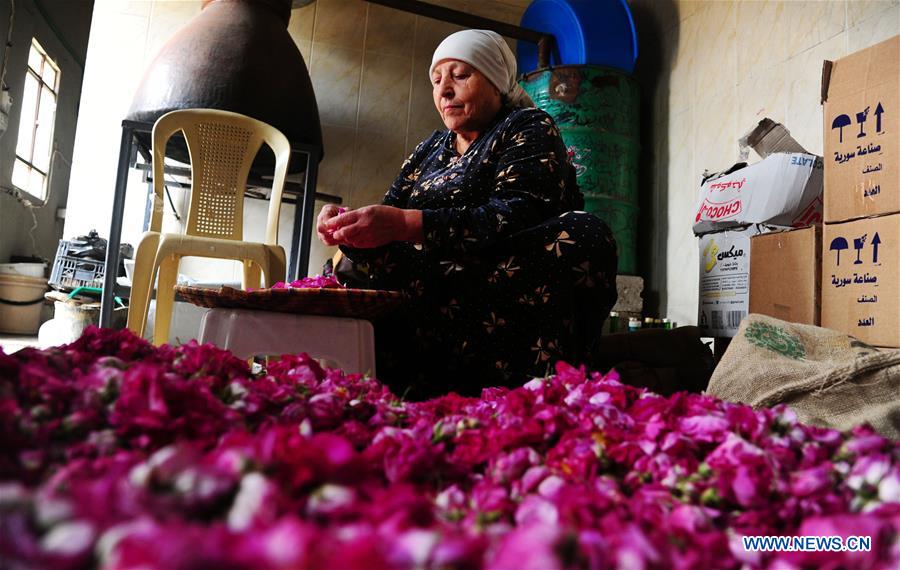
(822, 35, 900, 222)
(693, 152, 823, 235)
(749, 226, 821, 325)
(699, 225, 783, 337)
(739, 118, 810, 158)
(822, 214, 900, 347)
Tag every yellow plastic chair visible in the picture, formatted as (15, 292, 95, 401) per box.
(127, 109, 290, 345)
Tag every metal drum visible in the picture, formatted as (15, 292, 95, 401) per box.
(521, 65, 640, 274)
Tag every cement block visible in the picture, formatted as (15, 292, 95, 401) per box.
(613, 275, 644, 313)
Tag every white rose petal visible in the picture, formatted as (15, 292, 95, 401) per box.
(41, 521, 96, 556)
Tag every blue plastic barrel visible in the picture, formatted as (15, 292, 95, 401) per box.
(516, 0, 638, 74)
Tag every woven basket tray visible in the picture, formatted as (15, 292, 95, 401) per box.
(175, 285, 404, 320)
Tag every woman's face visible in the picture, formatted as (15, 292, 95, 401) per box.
(431, 59, 502, 135)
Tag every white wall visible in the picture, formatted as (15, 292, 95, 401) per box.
(0, 0, 88, 264)
(637, 0, 899, 326)
(64, 0, 201, 269)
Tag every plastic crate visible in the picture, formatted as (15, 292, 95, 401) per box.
(48, 240, 106, 291)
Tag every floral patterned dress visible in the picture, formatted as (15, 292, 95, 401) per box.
(341, 105, 618, 398)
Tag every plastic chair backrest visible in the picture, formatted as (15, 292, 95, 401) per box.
(150, 109, 291, 245)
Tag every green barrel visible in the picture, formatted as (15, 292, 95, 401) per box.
(520, 65, 640, 275)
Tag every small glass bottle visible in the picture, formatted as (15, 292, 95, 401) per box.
(607, 311, 620, 334)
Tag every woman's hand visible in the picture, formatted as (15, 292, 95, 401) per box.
(324, 205, 423, 249)
(316, 204, 345, 246)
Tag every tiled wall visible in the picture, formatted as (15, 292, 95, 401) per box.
(292, 0, 529, 271)
(638, 0, 900, 327)
(65, 0, 530, 279)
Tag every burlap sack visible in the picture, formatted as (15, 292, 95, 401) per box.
(707, 314, 900, 439)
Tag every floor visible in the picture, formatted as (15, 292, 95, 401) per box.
(0, 334, 40, 354)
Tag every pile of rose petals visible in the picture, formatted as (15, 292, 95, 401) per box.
(270, 275, 344, 289)
(0, 327, 897, 569)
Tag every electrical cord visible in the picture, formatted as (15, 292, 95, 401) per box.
(0, 182, 43, 259)
(1, 147, 71, 260)
(0, 0, 14, 91)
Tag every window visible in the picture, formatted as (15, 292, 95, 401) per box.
(11, 39, 59, 202)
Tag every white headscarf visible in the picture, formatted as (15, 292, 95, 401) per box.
(430, 29, 535, 108)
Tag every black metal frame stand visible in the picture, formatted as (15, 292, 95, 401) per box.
(99, 119, 334, 327)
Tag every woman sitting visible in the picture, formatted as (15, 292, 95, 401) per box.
(317, 30, 617, 398)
